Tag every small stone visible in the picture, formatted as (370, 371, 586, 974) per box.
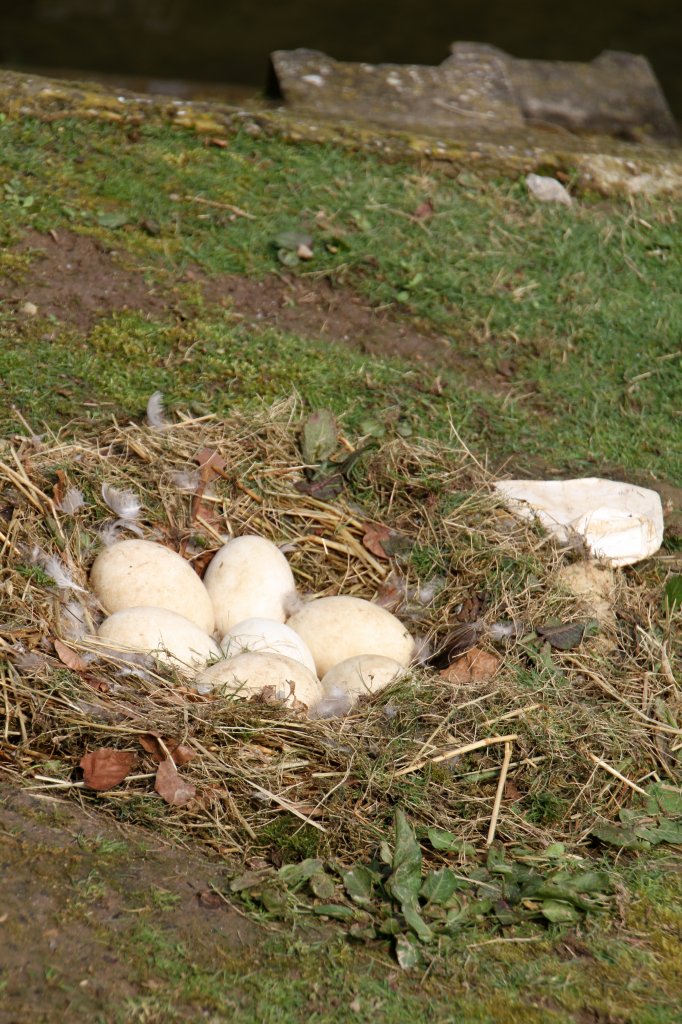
(20, 301, 38, 316)
(526, 174, 573, 206)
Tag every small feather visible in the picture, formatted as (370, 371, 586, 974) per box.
(282, 590, 304, 618)
(146, 390, 169, 429)
(31, 546, 87, 593)
(57, 486, 86, 515)
(99, 519, 145, 545)
(60, 599, 88, 640)
(313, 686, 352, 719)
(101, 483, 141, 521)
(169, 469, 202, 492)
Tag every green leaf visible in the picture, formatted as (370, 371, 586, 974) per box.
(97, 210, 130, 229)
(644, 783, 682, 817)
(402, 903, 433, 943)
(541, 899, 581, 924)
(387, 810, 423, 906)
(230, 869, 271, 893)
(277, 247, 300, 267)
(309, 871, 337, 901)
(420, 868, 460, 906)
(635, 821, 682, 845)
(663, 575, 682, 612)
(260, 886, 289, 914)
(591, 822, 650, 850)
(545, 843, 567, 859)
(561, 870, 613, 894)
(426, 828, 476, 857)
(301, 409, 337, 465)
(278, 859, 324, 888)
(342, 865, 376, 907)
(274, 228, 313, 251)
(379, 841, 393, 865)
(395, 933, 422, 970)
(313, 904, 355, 920)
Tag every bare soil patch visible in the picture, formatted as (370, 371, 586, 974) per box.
(0, 782, 259, 1022)
(2, 230, 474, 379)
(1, 229, 168, 332)
(196, 269, 469, 375)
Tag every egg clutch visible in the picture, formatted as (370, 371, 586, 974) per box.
(89, 536, 416, 715)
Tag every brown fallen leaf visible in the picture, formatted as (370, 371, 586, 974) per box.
(139, 734, 196, 766)
(440, 647, 501, 684)
(155, 758, 196, 806)
(412, 199, 435, 221)
(52, 468, 67, 507)
(54, 638, 89, 673)
(205, 136, 229, 148)
(80, 748, 136, 790)
(193, 447, 227, 483)
(362, 523, 392, 560)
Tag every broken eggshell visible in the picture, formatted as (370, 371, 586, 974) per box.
(317, 654, 407, 717)
(221, 617, 316, 673)
(493, 478, 663, 566)
(287, 595, 415, 677)
(90, 539, 215, 633)
(96, 606, 221, 676)
(203, 535, 296, 635)
(192, 651, 322, 710)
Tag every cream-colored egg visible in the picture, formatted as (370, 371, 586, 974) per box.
(222, 618, 316, 674)
(90, 539, 214, 633)
(193, 652, 322, 710)
(96, 607, 221, 676)
(203, 536, 296, 635)
(317, 655, 407, 716)
(287, 596, 415, 677)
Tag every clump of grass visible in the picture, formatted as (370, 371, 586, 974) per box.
(0, 396, 678, 870)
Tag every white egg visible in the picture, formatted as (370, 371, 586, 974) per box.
(193, 651, 322, 711)
(90, 539, 214, 633)
(203, 535, 296, 635)
(221, 617, 316, 674)
(96, 607, 221, 677)
(317, 655, 406, 717)
(287, 596, 415, 677)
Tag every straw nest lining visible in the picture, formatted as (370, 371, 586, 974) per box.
(0, 397, 677, 864)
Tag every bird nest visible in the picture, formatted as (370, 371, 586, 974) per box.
(0, 396, 678, 867)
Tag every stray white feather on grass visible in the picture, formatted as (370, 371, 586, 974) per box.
(57, 486, 86, 515)
(101, 483, 141, 521)
(146, 390, 169, 429)
(31, 546, 87, 593)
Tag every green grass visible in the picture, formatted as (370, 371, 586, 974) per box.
(94, 858, 681, 1023)
(0, 115, 680, 482)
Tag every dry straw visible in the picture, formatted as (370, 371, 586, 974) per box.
(0, 396, 678, 865)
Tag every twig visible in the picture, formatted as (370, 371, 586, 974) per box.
(486, 741, 513, 847)
(247, 780, 327, 833)
(183, 194, 256, 219)
(395, 733, 518, 777)
(586, 753, 648, 796)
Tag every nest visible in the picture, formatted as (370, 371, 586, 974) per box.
(0, 396, 678, 865)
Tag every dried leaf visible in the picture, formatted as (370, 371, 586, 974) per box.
(412, 200, 434, 221)
(52, 469, 67, 507)
(294, 473, 344, 500)
(536, 621, 586, 650)
(80, 748, 136, 790)
(440, 647, 501, 683)
(53, 638, 89, 673)
(362, 523, 392, 560)
(155, 757, 196, 806)
(193, 447, 227, 483)
(139, 734, 196, 766)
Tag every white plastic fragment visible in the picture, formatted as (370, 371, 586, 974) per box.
(494, 478, 664, 566)
(526, 173, 573, 206)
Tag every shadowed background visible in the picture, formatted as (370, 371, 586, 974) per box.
(0, 0, 680, 117)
